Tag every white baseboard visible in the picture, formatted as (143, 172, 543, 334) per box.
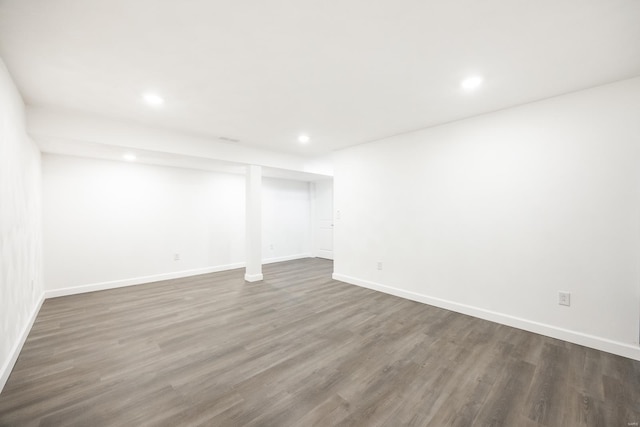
(263, 253, 312, 265)
(332, 273, 640, 361)
(44, 263, 246, 299)
(0, 292, 45, 393)
(43, 256, 315, 299)
(244, 273, 264, 282)
(0, 256, 314, 393)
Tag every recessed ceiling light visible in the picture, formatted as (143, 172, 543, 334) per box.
(142, 92, 164, 106)
(460, 75, 483, 91)
(298, 134, 310, 144)
(123, 153, 137, 162)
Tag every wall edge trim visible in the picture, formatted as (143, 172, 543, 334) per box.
(263, 253, 313, 265)
(0, 292, 45, 393)
(332, 273, 640, 361)
(44, 255, 315, 299)
(244, 273, 264, 282)
(1, 256, 316, 392)
(44, 263, 246, 299)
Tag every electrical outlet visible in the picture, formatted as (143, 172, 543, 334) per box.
(558, 291, 571, 306)
(174, 253, 181, 261)
(377, 261, 383, 271)
(270, 244, 274, 250)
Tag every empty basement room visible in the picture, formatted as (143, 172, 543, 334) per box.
(1, 1, 640, 426)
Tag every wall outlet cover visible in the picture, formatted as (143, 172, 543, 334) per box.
(559, 291, 571, 306)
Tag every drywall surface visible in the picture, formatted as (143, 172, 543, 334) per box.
(43, 154, 247, 291)
(0, 59, 43, 388)
(333, 77, 640, 358)
(42, 156, 314, 292)
(262, 177, 311, 262)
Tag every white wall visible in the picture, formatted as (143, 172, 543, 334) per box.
(333, 77, 640, 360)
(0, 59, 43, 390)
(262, 177, 312, 262)
(43, 156, 314, 294)
(43, 155, 247, 293)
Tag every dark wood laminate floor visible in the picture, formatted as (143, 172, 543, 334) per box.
(1, 258, 639, 426)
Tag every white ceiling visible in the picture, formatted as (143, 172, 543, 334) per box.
(1, 0, 639, 157)
(37, 136, 327, 182)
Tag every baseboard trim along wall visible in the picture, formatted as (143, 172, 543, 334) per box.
(0, 293, 45, 393)
(44, 263, 247, 299)
(332, 273, 640, 361)
(44, 254, 314, 299)
(0, 255, 316, 394)
(263, 253, 313, 265)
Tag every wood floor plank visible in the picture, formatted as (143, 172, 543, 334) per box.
(1, 258, 639, 426)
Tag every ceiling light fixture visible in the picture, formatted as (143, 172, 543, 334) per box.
(460, 75, 483, 91)
(143, 92, 164, 106)
(298, 134, 310, 144)
(123, 153, 137, 162)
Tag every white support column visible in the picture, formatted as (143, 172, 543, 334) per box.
(244, 164, 263, 282)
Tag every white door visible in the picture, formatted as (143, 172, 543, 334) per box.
(315, 179, 333, 260)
